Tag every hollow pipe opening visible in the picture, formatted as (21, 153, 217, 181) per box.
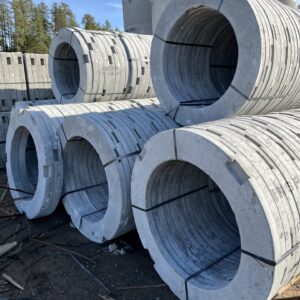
(146, 160, 241, 289)
(63, 137, 109, 233)
(53, 43, 80, 100)
(164, 7, 238, 107)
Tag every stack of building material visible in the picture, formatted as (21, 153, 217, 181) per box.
(23, 53, 54, 100)
(49, 28, 154, 103)
(6, 0, 300, 297)
(0, 52, 27, 168)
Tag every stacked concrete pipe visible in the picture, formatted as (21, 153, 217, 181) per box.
(132, 109, 300, 299)
(152, 0, 300, 126)
(6, 98, 177, 241)
(49, 28, 154, 104)
(61, 103, 177, 243)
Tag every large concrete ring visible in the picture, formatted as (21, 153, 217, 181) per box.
(151, 0, 300, 125)
(6, 98, 160, 219)
(132, 112, 300, 299)
(6, 107, 64, 219)
(61, 106, 177, 243)
(49, 28, 154, 104)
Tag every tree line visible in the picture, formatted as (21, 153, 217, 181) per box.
(0, 0, 120, 53)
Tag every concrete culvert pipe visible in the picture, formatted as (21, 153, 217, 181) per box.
(132, 111, 300, 299)
(49, 27, 154, 104)
(6, 98, 160, 219)
(61, 106, 177, 243)
(152, 0, 300, 126)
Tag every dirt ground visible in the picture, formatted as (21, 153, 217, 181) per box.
(0, 170, 299, 300)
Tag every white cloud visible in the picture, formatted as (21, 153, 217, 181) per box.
(106, 2, 123, 9)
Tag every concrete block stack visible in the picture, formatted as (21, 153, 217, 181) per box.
(0, 52, 27, 168)
(23, 53, 54, 100)
(5, 0, 300, 299)
(0, 52, 55, 168)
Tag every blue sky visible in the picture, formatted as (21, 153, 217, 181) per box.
(33, 0, 124, 29)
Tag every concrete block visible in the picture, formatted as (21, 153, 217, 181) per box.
(151, 0, 300, 125)
(132, 110, 300, 299)
(0, 52, 27, 112)
(23, 53, 54, 101)
(49, 28, 154, 104)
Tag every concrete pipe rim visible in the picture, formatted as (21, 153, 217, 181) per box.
(5, 110, 63, 219)
(151, 0, 261, 125)
(49, 28, 89, 103)
(132, 129, 276, 299)
(61, 116, 125, 243)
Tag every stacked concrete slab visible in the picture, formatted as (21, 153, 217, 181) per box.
(0, 52, 55, 169)
(0, 52, 27, 112)
(0, 52, 28, 168)
(122, 0, 153, 34)
(23, 53, 54, 100)
(49, 28, 154, 104)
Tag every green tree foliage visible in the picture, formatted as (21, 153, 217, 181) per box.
(51, 2, 78, 33)
(0, 0, 120, 53)
(0, 0, 13, 51)
(30, 1, 51, 53)
(82, 14, 101, 31)
(11, 0, 34, 52)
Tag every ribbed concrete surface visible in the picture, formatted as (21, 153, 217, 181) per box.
(152, 0, 300, 125)
(122, 0, 153, 34)
(0, 52, 27, 112)
(49, 28, 154, 104)
(6, 98, 162, 220)
(61, 100, 177, 243)
(132, 110, 300, 299)
(279, 0, 297, 9)
(23, 54, 54, 100)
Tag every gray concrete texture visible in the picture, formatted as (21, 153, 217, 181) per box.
(0, 52, 28, 112)
(122, 0, 153, 34)
(23, 53, 54, 100)
(61, 99, 177, 243)
(132, 109, 300, 299)
(151, 0, 300, 126)
(151, 0, 170, 33)
(49, 28, 154, 104)
(279, 0, 298, 8)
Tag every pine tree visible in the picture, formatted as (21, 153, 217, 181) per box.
(102, 19, 112, 31)
(11, 0, 35, 52)
(30, 1, 50, 53)
(51, 2, 78, 33)
(82, 14, 101, 31)
(0, 0, 13, 51)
